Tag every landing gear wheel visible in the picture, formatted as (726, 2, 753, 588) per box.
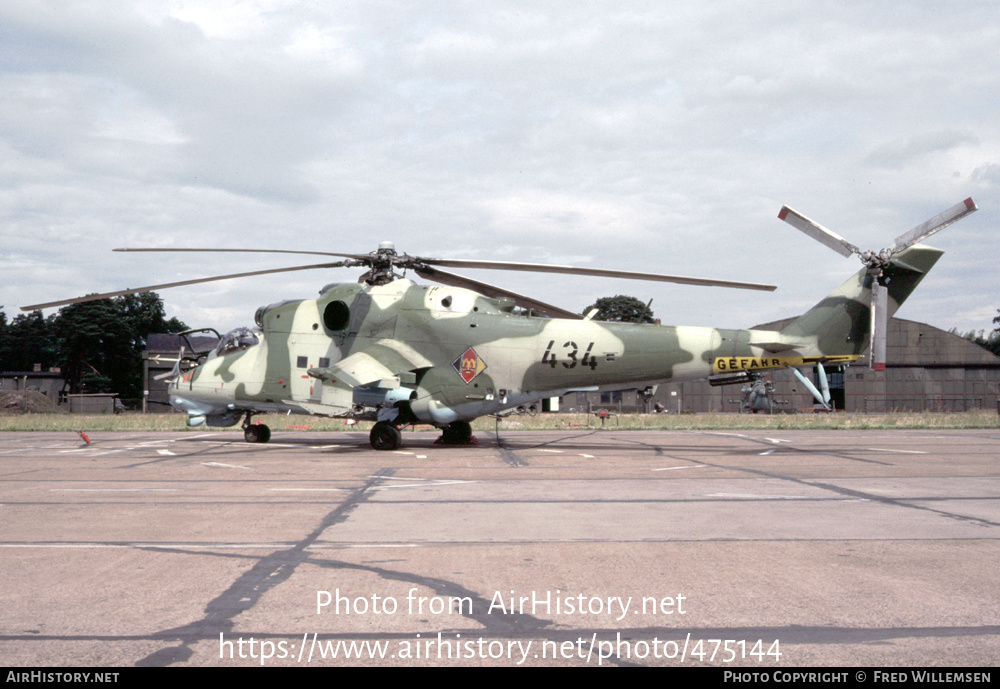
(370, 421, 402, 451)
(439, 420, 473, 445)
(244, 424, 271, 443)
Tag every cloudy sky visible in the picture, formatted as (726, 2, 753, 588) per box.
(2, 1, 997, 336)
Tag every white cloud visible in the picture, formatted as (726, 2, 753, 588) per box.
(1, 1, 997, 334)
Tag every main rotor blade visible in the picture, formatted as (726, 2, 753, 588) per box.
(115, 247, 370, 261)
(20, 262, 352, 311)
(413, 266, 584, 319)
(778, 206, 859, 258)
(408, 258, 777, 292)
(891, 197, 978, 252)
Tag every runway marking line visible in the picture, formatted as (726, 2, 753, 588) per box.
(369, 481, 472, 490)
(268, 488, 346, 492)
(51, 488, 180, 493)
(868, 448, 928, 454)
(705, 492, 820, 500)
(364, 475, 476, 490)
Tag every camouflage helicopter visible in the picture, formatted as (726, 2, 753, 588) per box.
(23, 198, 976, 450)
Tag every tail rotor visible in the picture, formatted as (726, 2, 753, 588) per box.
(778, 198, 978, 370)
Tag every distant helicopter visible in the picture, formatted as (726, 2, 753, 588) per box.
(23, 198, 976, 449)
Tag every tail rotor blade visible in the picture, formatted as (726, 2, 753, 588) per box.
(778, 206, 860, 258)
(891, 198, 978, 252)
(870, 283, 888, 371)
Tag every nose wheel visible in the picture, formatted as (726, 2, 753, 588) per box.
(242, 412, 271, 443)
(370, 421, 402, 451)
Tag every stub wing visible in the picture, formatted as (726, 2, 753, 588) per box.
(296, 340, 432, 419)
(307, 340, 433, 389)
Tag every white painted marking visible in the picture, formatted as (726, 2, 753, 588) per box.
(373, 475, 471, 482)
(156, 450, 175, 456)
(579, 454, 595, 458)
(202, 462, 250, 469)
(268, 488, 345, 492)
(52, 489, 179, 493)
(704, 492, 810, 500)
(765, 438, 790, 444)
(539, 449, 563, 453)
(363, 475, 475, 489)
(0, 543, 318, 549)
(704, 493, 871, 502)
(868, 448, 927, 454)
(0, 542, 423, 550)
(331, 544, 419, 549)
(369, 479, 475, 490)
(759, 450, 775, 456)
(652, 464, 707, 472)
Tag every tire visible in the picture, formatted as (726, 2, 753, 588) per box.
(244, 425, 260, 443)
(370, 422, 402, 451)
(441, 420, 472, 444)
(244, 423, 271, 443)
(257, 424, 271, 443)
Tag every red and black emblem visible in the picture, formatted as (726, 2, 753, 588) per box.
(452, 347, 487, 384)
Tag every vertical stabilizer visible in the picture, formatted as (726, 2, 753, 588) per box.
(779, 245, 944, 357)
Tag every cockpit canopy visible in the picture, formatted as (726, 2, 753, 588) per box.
(215, 327, 260, 356)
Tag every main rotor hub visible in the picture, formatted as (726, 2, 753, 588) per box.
(364, 241, 401, 285)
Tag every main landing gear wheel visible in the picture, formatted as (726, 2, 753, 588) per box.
(438, 420, 475, 445)
(370, 421, 402, 451)
(244, 424, 271, 443)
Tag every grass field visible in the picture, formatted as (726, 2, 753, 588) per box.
(2, 410, 999, 433)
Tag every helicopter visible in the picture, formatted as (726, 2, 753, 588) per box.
(22, 198, 977, 450)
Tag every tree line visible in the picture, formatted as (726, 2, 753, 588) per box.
(0, 293, 188, 407)
(950, 309, 1000, 357)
